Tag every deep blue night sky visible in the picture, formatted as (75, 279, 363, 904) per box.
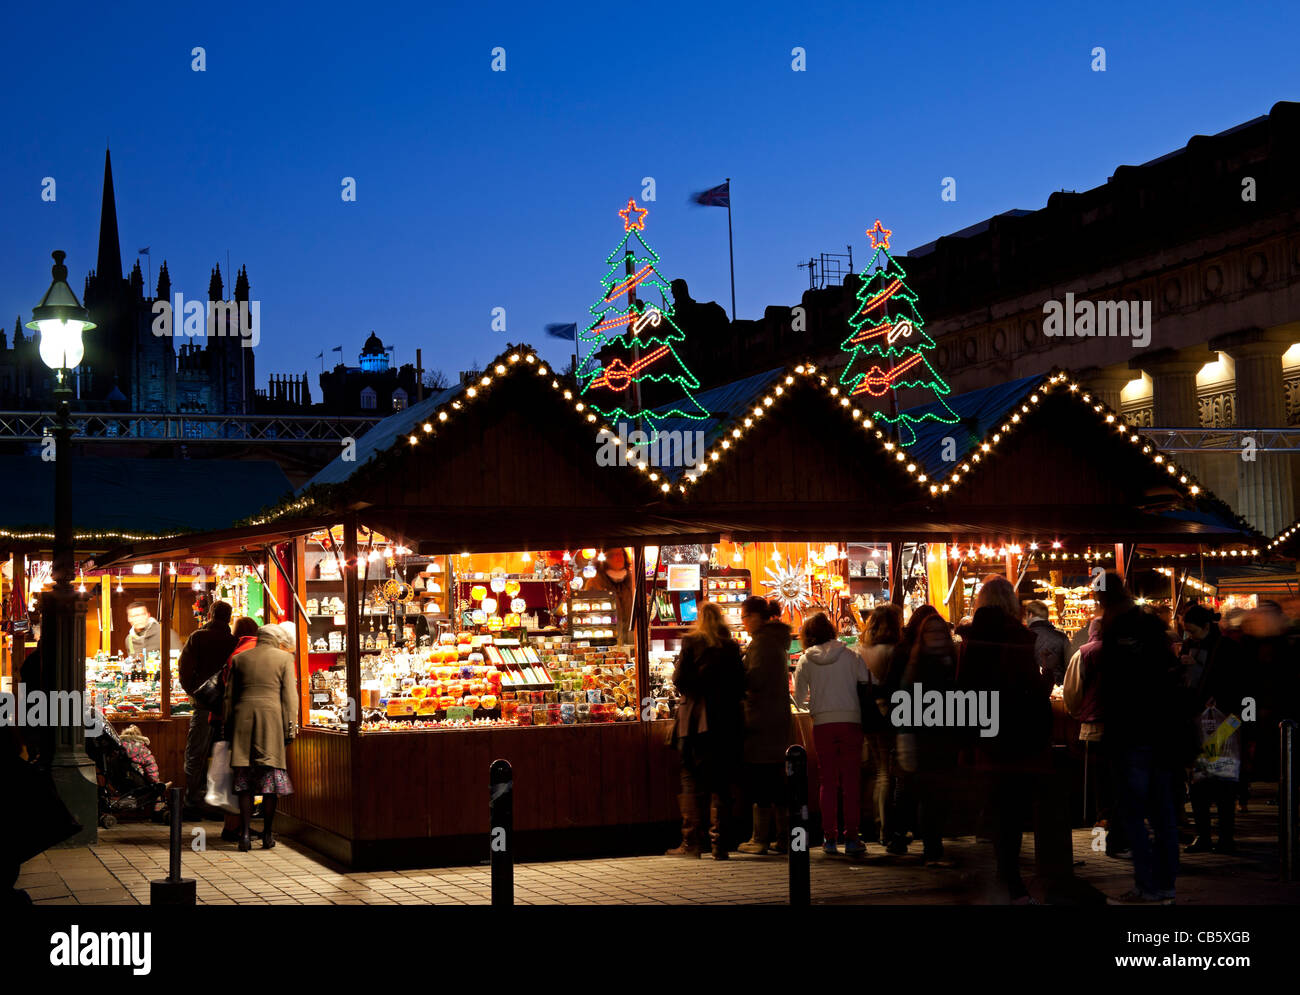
(2, 0, 1297, 384)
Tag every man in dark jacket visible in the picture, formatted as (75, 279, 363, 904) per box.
(1025, 601, 1070, 686)
(957, 586, 1053, 902)
(178, 601, 237, 817)
(1096, 573, 1185, 904)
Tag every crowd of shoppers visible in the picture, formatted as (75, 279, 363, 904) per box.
(660, 572, 1298, 907)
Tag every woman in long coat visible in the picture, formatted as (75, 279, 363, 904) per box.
(737, 597, 793, 854)
(223, 625, 297, 851)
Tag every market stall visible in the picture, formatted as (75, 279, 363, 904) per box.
(93, 348, 1266, 861)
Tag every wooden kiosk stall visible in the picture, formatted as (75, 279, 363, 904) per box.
(93, 353, 1262, 864)
(2, 456, 295, 784)
(99, 350, 712, 867)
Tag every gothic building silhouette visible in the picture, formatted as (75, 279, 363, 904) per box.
(0, 149, 256, 414)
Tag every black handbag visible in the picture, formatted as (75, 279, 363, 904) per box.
(858, 682, 889, 734)
(190, 671, 225, 712)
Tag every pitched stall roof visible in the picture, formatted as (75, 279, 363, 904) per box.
(252, 344, 665, 551)
(911, 371, 1259, 543)
(657, 365, 937, 538)
(304, 383, 462, 489)
(1267, 519, 1300, 557)
(99, 351, 1261, 562)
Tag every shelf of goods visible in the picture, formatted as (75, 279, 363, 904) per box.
(307, 629, 641, 731)
(568, 591, 619, 645)
(646, 651, 676, 720)
(1041, 584, 1092, 637)
(86, 653, 189, 719)
(704, 570, 751, 632)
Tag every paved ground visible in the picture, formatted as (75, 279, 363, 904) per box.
(19, 804, 1300, 906)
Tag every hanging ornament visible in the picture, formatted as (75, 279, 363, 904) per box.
(581, 548, 597, 560)
(569, 577, 583, 591)
(504, 613, 521, 627)
(510, 597, 527, 613)
(470, 585, 488, 602)
(583, 564, 597, 579)
(481, 597, 498, 614)
(505, 580, 521, 597)
(472, 609, 487, 624)
(490, 577, 506, 593)
(763, 557, 812, 615)
(487, 616, 504, 632)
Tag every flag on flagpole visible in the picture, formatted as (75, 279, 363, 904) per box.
(137, 247, 150, 255)
(690, 181, 729, 208)
(331, 346, 343, 353)
(545, 323, 577, 340)
(316, 351, 324, 359)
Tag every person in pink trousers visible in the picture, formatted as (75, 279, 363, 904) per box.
(794, 612, 873, 855)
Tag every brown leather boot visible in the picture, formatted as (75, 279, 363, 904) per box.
(709, 795, 730, 859)
(769, 806, 789, 854)
(664, 793, 702, 856)
(738, 804, 772, 854)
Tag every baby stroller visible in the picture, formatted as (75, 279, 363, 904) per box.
(84, 712, 171, 827)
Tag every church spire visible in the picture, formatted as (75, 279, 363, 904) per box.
(209, 264, 224, 301)
(234, 264, 249, 302)
(96, 148, 123, 284)
(156, 260, 171, 301)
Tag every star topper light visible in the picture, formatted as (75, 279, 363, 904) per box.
(619, 198, 649, 231)
(867, 219, 892, 250)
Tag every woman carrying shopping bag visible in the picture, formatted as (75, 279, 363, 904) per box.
(223, 624, 298, 852)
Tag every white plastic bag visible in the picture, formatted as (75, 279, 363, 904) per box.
(1192, 707, 1241, 783)
(204, 740, 239, 813)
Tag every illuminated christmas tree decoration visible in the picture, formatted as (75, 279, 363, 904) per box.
(575, 200, 711, 435)
(618, 198, 648, 231)
(839, 220, 959, 445)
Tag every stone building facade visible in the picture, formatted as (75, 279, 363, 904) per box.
(664, 101, 1300, 536)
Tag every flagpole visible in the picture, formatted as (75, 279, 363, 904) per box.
(725, 177, 736, 322)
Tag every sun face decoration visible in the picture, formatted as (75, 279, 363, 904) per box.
(763, 557, 812, 615)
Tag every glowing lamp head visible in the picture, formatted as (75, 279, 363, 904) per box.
(28, 251, 94, 376)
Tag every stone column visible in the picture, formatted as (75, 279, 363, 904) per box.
(1212, 328, 1295, 538)
(1130, 346, 1216, 480)
(1079, 365, 1135, 413)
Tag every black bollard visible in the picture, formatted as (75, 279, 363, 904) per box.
(1282, 721, 1298, 883)
(490, 759, 513, 907)
(786, 745, 810, 906)
(150, 786, 197, 905)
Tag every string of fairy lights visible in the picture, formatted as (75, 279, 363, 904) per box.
(241, 347, 1258, 569)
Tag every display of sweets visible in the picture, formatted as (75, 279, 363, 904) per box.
(356, 636, 640, 729)
(528, 639, 639, 721)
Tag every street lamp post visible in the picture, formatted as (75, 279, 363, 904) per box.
(27, 250, 98, 845)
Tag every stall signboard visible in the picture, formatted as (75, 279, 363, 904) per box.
(666, 564, 701, 592)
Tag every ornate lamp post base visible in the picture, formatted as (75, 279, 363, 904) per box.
(43, 586, 98, 847)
